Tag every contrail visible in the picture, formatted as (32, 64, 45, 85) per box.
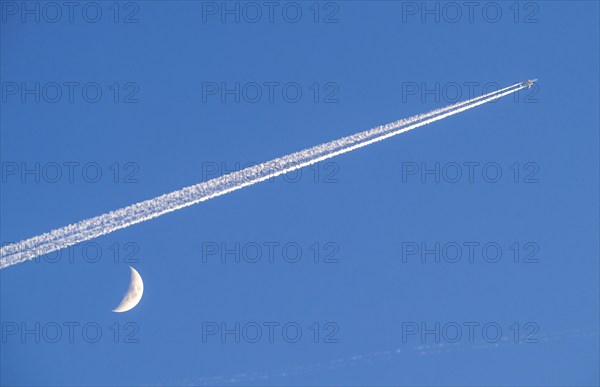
(157, 328, 598, 386)
(0, 81, 529, 269)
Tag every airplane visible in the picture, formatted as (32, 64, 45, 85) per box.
(524, 79, 538, 89)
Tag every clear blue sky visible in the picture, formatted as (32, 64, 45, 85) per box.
(1, 1, 598, 386)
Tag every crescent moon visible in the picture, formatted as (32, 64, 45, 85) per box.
(112, 266, 144, 313)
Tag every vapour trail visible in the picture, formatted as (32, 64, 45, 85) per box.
(175, 328, 599, 386)
(0, 82, 526, 269)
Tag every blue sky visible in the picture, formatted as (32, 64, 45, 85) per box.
(1, 1, 598, 386)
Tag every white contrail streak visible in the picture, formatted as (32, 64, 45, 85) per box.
(175, 328, 598, 386)
(0, 82, 527, 269)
